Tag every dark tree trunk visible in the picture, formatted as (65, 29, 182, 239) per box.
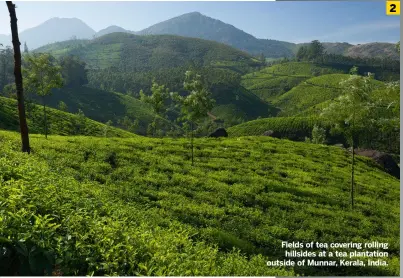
(7, 1, 30, 153)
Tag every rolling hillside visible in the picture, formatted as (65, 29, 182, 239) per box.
(0, 96, 134, 137)
(273, 74, 385, 116)
(0, 131, 399, 276)
(35, 32, 262, 72)
(241, 62, 344, 102)
(34, 33, 276, 123)
(28, 86, 178, 135)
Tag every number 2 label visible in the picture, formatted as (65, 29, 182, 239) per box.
(386, 1, 400, 15)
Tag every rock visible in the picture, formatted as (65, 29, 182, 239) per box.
(262, 130, 274, 137)
(208, 128, 228, 138)
(354, 149, 399, 179)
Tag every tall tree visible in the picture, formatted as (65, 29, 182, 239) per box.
(173, 71, 215, 165)
(6, 1, 30, 153)
(321, 69, 375, 209)
(23, 41, 28, 53)
(23, 53, 63, 139)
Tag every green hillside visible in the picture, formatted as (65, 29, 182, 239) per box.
(241, 62, 343, 102)
(273, 74, 385, 116)
(227, 116, 321, 139)
(29, 86, 178, 135)
(0, 131, 399, 276)
(35, 33, 262, 73)
(0, 96, 134, 137)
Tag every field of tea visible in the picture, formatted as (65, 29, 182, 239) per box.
(0, 131, 399, 276)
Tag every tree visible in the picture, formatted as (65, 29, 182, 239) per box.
(140, 80, 170, 137)
(320, 69, 375, 209)
(75, 109, 86, 134)
(104, 120, 113, 137)
(6, 1, 30, 153)
(174, 71, 215, 165)
(308, 40, 324, 61)
(59, 55, 88, 87)
(0, 45, 13, 91)
(23, 41, 28, 53)
(58, 101, 68, 112)
(23, 53, 64, 139)
(311, 125, 326, 144)
(259, 53, 266, 64)
(396, 41, 400, 54)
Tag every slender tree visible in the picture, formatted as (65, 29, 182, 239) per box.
(23, 41, 28, 53)
(321, 68, 375, 209)
(173, 71, 215, 165)
(23, 53, 63, 139)
(6, 1, 30, 153)
(140, 80, 170, 137)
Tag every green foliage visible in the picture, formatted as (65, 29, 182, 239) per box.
(0, 46, 14, 92)
(273, 74, 384, 116)
(320, 74, 399, 152)
(311, 124, 326, 144)
(23, 53, 64, 97)
(59, 55, 88, 87)
(0, 96, 134, 137)
(227, 116, 329, 141)
(179, 71, 216, 124)
(0, 130, 399, 276)
(241, 62, 343, 102)
(58, 101, 68, 112)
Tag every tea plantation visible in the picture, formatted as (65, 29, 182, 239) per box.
(0, 130, 399, 276)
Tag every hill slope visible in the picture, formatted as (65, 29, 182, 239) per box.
(137, 12, 295, 58)
(273, 74, 385, 116)
(30, 86, 177, 135)
(35, 32, 262, 72)
(241, 62, 344, 102)
(0, 131, 399, 276)
(35, 33, 275, 123)
(0, 96, 134, 137)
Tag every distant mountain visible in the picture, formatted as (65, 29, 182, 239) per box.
(296, 41, 399, 60)
(0, 18, 95, 50)
(137, 12, 295, 58)
(344, 43, 400, 60)
(0, 13, 398, 61)
(96, 25, 133, 37)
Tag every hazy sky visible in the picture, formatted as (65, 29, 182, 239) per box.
(0, 1, 400, 44)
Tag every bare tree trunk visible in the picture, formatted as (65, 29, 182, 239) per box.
(7, 1, 30, 153)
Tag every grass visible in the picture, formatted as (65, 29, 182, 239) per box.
(0, 130, 399, 276)
(0, 96, 134, 137)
